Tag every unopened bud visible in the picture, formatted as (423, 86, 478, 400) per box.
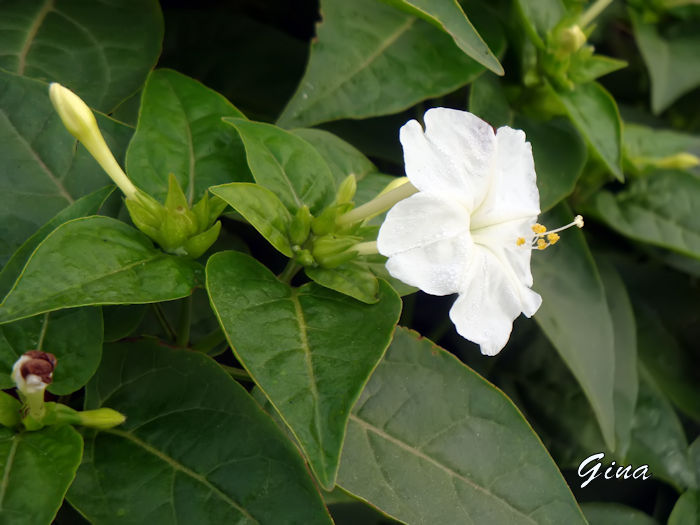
(289, 205, 312, 245)
(336, 174, 357, 204)
(654, 152, 700, 170)
(49, 83, 138, 199)
(75, 408, 126, 430)
(558, 25, 587, 54)
(312, 235, 360, 268)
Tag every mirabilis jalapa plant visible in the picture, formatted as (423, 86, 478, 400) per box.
(49, 83, 582, 356)
(2, 0, 700, 523)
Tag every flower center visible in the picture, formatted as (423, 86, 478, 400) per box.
(516, 215, 584, 250)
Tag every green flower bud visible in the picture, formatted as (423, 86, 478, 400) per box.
(289, 205, 312, 246)
(293, 248, 315, 267)
(75, 408, 126, 430)
(654, 152, 700, 170)
(558, 25, 587, 55)
(312, 235, 361, 269)
(336, 174, 357, 204)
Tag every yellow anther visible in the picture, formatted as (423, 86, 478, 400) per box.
(547, 233, 560, 245)
(532, 224, 547, 234)
(536, 238, 547, 250)
(516, 237, 526, 246)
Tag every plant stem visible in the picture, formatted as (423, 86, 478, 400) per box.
(579, 0, 614, 28)
(192, 328, 227, 354)
(278, 261, 302, 284)
(337, 181, 417, 226)
(176, 295, 192, 347)
(222, 365, 253, 382)
(152, 304, 176, 342)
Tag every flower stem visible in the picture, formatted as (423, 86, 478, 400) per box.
(337, 180, 417, 226)
(176, 295, 192, 347)
(579, 0, 614, 27)
(152, 304, 176, 342)
(278, 261, 302, 284)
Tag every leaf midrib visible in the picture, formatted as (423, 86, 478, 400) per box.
(0, 435, 19, 511)
(105, 428, 259, 524)
(16, 0, 55, 75)
(349, 414, 539, 524)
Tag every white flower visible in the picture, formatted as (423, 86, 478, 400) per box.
(377, 108, 542, 356)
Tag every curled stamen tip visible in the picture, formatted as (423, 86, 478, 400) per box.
(574, 215, 584, 228)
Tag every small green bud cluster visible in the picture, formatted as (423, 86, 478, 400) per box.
(126, 174, 227, 258)
(286, 174, 367, 269)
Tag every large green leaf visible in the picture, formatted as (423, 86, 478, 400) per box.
(0, 186, 113, 299)
(380, 0, 502, 74)
(0, 216, 201, 325)
(0, 425, 83, 525)
(532, 204, 616, 450)
(0, 307, 102, 395)
(553, 81, 623, 180)
(223, 118, 335, 214)
(0, 71, 132, 264)
(210, 183, 293, 257)
(276, 0, 504, 128)
(291, 128, 377, 187)
(125, 69, 249, 205)
(206, 251, 401, 489)
(0, 0, 163, 112)
(514, 116, 587, 211)
(337, 327, 587, 524)
(581, 503, 658, 525)
(598, 259, 638, 458)
(592, 171, 700, 260)
(630, 10, 700, 114)
(636, 307, 700, 422)
(469, 72, 513, 127)
(67, 339, 332, 525)
(627, 370, 696, 491)
(669, 491, 700, 525)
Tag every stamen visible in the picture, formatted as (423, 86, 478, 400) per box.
(517, 215, 584, 250)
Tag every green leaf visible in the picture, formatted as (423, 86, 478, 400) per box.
(598, 259, 638, 458)
(552, 81, 623, 180)
(591, 171, 700, 260)
(276, 0, 504, 128)
(0, 425, 83, 525)
(0, 186, 113, 299)
(691, 437, 700, 488)
(627, 370, 696, 491)
(305, 263, 379, 304)
(581, 503, 659, 525)
(514, 116, 587, 211)
(0, 0, 163, 112)
(206, 251, 401, 489)
(0, 308, 102, 395)
(571, 55, 628, 84)
(630, 10, 700, 114)
(669, 491, 700, 525)
(636, 307, 700, 422)
(380, 0, 503, 74)
(469, 73, 513, 127)
(210, 183, 293, 257)
(67, 339, 332, 524)
(0, 70, 132, 264)
(0, 216, 201, 325)
(337, 327, 588, 525)
(223, 118, 335, 214)
(125, 69, 249, 205)
(102, 305, 147, 343)
(532, 204, 616, 450)
(291, 128, 377, 187)
(514, 0, 566, 47)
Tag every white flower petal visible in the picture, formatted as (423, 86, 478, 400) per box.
(378, 193, 473, 296)
(449, 246, 541, 355)
(470, 126, 539, 230)
(472, 217, 536, 287)
(400, 108, 496, 209)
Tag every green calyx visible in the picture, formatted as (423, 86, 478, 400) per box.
(126, 174, 227, 258)
(20, 403, 126, 432)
